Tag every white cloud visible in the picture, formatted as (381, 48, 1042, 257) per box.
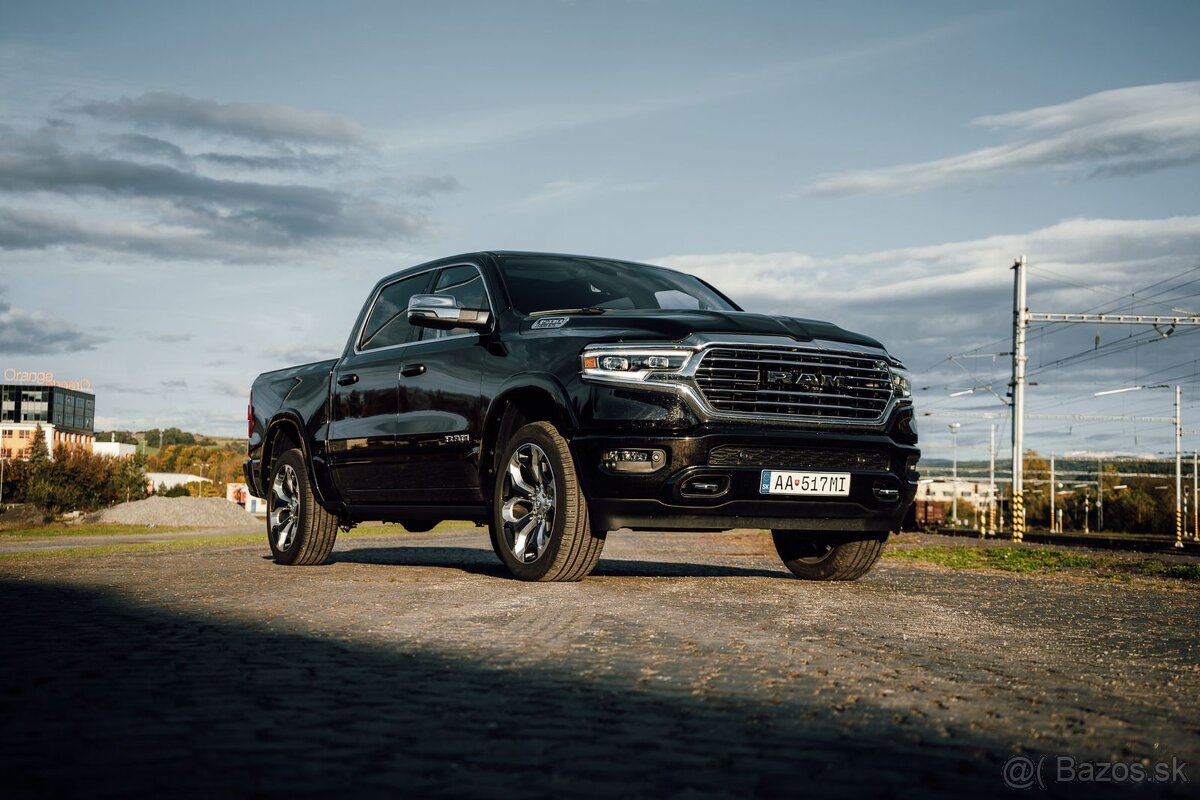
(0, 288, 107, 354)
(805, 81, 1200, 196)
(657, 215, 1200, 362)
(660, 216, 1200, 457)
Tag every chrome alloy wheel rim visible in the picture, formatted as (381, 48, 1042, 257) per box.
(270, 464, 301, 551)
(500, 443, 557, 563)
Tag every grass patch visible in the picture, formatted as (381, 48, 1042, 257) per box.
(886, 545, 1200, 582)
(0, 520, 477, 561)
(1128, 560, 1200, 580)
(0, 534, 262, 561)
(0, 524, 191, 540)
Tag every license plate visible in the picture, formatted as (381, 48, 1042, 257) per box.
(759, 470, 850, 496)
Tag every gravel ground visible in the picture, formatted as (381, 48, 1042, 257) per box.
(89, 495, 260, 527)
(2, 528, 1196, 799)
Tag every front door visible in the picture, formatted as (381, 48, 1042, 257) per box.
(327, 270, 432, 502)
(392, 263, 491, 502)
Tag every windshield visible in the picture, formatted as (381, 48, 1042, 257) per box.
(496, 254, 738, 315)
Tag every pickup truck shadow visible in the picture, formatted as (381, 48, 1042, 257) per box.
(329, 546, 786, 579)
(0, 578, 1023, 798)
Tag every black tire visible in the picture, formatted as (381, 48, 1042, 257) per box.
(771, 530, 885, 581)
(489, 421, 605, 581)
(267, 448, 339, 566)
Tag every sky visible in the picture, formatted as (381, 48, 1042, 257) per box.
(1, 0, 1199, 464)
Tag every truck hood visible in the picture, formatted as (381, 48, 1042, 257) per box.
(523, 308, 886, 352)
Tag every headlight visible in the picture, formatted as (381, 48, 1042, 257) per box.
(889, 368, 911, 398)
(581, 346, 692, 382)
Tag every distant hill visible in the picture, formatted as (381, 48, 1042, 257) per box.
(94, 428, 244, 451)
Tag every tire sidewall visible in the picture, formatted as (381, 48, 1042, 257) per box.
(491, 423, 574, 580)
(771, 530, 885, 581)
(268, 448, 310, 564)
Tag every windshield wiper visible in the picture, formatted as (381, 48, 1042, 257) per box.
(528, 307, 610, 316)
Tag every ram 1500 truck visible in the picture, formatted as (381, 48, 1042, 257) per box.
(245, 251, 919, 582)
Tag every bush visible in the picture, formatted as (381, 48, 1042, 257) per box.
(19, 447, 147, 515)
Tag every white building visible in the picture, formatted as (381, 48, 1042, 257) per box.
(917, 477, 996, 507)
(226, 482, 268, 515)
(93, 441, 138, 458)
(146, 472, 212, 490)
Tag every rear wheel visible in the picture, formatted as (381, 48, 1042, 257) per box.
(771, 530, 885, 581)
(489, 421, 605, 581)
(267, 448, 338, 565)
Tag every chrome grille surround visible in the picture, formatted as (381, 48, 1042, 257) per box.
(693, 346, 894, 424)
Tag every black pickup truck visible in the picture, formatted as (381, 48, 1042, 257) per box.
(245, 251, 919, 581)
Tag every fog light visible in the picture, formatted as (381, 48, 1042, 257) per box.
(905, 454, 920, 480)
(601, 448, 666, 473)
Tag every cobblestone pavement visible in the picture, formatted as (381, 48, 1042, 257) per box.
(2, 527, 1197, 799)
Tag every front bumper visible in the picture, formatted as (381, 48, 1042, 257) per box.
(572, 426, 918, 533)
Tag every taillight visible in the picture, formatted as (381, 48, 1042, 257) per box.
(247, 389, 254, 439)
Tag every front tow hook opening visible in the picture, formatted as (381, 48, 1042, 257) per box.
(680, 475, 730, 499)
(872, 480, 901, 503)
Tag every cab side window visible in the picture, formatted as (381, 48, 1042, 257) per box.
(358, 272, 432, 351)
(426, 264, 490, 339)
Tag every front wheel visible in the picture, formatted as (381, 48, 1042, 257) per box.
(771, 531, 885, 581)
(267, 448, 339, 565)
(489, 421, 606, 581)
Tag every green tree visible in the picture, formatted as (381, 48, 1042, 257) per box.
(109, 454, 148, 504)
(27, 424, 49, 465)
(20, 448, 148, 514)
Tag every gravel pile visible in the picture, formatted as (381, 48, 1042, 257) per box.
(90, 496, 261, 528)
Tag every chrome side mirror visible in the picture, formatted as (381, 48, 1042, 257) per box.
(407, 294, 491, 331)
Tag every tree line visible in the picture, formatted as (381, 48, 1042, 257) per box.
(2, 426, 147, 514)
(93, 427, 211, 448)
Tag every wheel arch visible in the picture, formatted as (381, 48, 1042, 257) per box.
(262, 412, 341, 511)
(480, 376, 577, 497)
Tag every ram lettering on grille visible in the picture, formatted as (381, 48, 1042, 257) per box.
(694, 347, 893, 422)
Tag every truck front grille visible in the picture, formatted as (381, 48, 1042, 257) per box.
(708, 446, 890, 471)
(694, 346, 893, 422)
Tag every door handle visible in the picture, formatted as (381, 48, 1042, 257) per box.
(400, 364, 426, 378)
(336, 374, 359, 386)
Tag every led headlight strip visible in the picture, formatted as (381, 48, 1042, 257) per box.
(580, 346, 693, 383)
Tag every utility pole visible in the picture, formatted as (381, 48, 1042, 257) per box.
(1009, 258, 1200, 541)
(1176, 386, 1183, 548)
(1010, 256, 1028, 542)
(1185, 450, 1195, 544)
(1050, 454, 1056, 532)
(1097, 459, 1104, 532)
(988, 424, 997, 537)
(949, 422, 961, 522)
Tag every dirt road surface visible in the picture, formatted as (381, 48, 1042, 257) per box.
(2, 527, 1196, 798)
